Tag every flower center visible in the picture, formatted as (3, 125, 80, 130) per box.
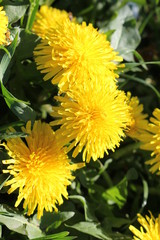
(82, 109, 107, 130)
(26, 150, 46, 174)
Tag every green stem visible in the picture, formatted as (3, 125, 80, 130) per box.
(26, 0, 39, 32)
(0, 46, 11, 57)
(139, 10, 154, 35)
(97, 160, 113, 187)
(102, 171, 113, 187)
(121, 73, 160, 99)
(123, 61, 160, 74)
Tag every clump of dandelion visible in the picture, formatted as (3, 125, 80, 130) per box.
(34, 19, 123, 92)
(0, 6, 9, 45)
(32, 5, 74, 39)
(140, 108, 160, 174)
(129, 211, 160, 240)
(126, 92, 148, 140)
(2, 121, 83, 219)
(50, 79, 130, 163)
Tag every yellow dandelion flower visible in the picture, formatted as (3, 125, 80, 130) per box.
(129, 212, 160, 240)
(2, 121, 83, 219)
(126, 92, 148, 140)
(34, 19, 123, 92)
(0, 6, 8, 45)
(50, 80, 130, 163)
(140, 108, 160, 174)
(32, 5, 74, 39)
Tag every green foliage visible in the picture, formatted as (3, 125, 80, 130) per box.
(1, 82, 36, 122)
(2, 0, 29, 24)
(102, 177, 128, 209)
(0, 29, 19, 80)
(0, 205, 43, 239)
(104, 5, 141, 61)
(0, 0, 160, 239)
(0, 131, 28, 140)
(41, 212, 75, 231)
(31, 231, 76, 240)
(67, 222, 111, 240)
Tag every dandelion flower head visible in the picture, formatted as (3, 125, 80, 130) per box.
(126, 92, 148, 140)
(129, 212, 160, 240)
(0, 6, 8, 45)
(32, 5, 74, 39)
(34, 20, 123, 92)
(140, 108, 160, 174)
(50, 80, 130, 163)
(2, 121, 83, 219)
